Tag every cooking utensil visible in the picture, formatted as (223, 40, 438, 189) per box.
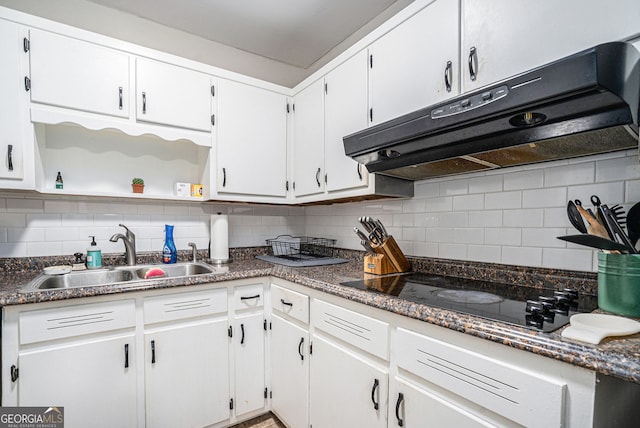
(609, 204, 627, 229)
(557, 234, 629, 251)
(361, 240, 377, 256)
(626, 202, 640, 246)
(566, 201, 587, 234)
(591, 195, 616, 241)
(574, 199, 610, 239)
(602, 204, 638, 253)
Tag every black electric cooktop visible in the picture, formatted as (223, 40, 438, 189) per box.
(341, 273, 598, 332)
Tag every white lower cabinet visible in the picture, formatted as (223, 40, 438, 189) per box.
(6, 300, 138, 428)
(143, 288, 230, 428)
(232, 283, 267, 419)
(269, 284, 310, 428)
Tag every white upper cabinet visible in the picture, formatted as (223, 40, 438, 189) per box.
(368, 0, 460, 125)
(136, 57, 213, 132)
(217, 79, 288, 198)
(324, 50, 369, 193)
(29, 29, 130, 118)
(0, 19, 29, 184)
(461, 0, 640, 91)
(292, 79, 325, 197)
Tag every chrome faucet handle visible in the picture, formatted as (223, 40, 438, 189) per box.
(118, 223, 135, 239)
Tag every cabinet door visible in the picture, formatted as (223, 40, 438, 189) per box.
(136, 57, 212, 132)
(390, 377, 495, 428)
(292, 79, 325, 197)
(145, 319, 230, 428)
(369, 0, 460, 125)
(270, 315, 309, 428)
(0, 20, 26, 181)
(18, 335, 136, 428)
(234, 312, 266, 416)
(309, 335, 387, 428)
(29, 29, 129, 118)
(217, 79, 288, 197)
(324, 50, 369, 192)
(461, 0, 640, 91)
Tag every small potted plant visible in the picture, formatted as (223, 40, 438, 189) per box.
(131, 178, 145, 194)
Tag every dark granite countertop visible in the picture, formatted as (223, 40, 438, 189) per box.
(1, 249, 639, 384)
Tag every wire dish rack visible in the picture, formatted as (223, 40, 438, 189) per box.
(266, 235, 337, 260)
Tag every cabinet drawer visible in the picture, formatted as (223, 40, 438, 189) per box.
(144, 288, 227, 324)
(312, 299, 389, 360)
(396, 328, 565, 427)
(234, 283, 264, 310)
(270, 284, 309, 324)
(19, 300, 135, 344)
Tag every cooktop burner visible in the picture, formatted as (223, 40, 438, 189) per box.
(340, 273, 598, 332)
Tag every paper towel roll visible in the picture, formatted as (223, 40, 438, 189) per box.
(210, 213, 230, 263)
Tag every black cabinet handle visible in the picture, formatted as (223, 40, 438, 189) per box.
(211, 114, 215, 126)
(222, 168, 226, 187)
(151, 340, 156, 364)
(124, 344, 129, 368)
(395, 392, 404, 426)
(228, 325, 232, 338)
(468, 47, 478, 81)
(357, 163, 363, 180)
(371, 379, 380, 410)
(118, 87, 123, 110)
(315, 167, 321, 187)
(444, 60, 453, 92)
(142, 92, 147, 114)
(23, 37, 29, 53)
(10, 365, 18, 382)
(369, 108, 373, 122)
(241, 294, 260, 301)
(24, 76, 30, 92)
(240, 323, 245, 345)
(280, 298, 293, 307)
(7, 145, 13, 171)
(298, 337, 304, 361)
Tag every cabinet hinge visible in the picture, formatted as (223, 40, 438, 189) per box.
(228, 326, 233, 338)
(211, 85, 215, 97)
(10, 364, 19, 382)
(229, 398, 234, 410)
(264, 387, 268, 399)
(24, 76, 31, 92)
(369, 53, 373, 69)
(23, 37, 30, 53)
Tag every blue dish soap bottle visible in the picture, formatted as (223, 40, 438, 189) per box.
(162, 224, 177, 264)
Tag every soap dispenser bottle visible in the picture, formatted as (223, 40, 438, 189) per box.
(162, 224, 177, 264)
(86, 236, 102, 269)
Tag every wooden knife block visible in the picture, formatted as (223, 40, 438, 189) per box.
(363, 236, 411, 275)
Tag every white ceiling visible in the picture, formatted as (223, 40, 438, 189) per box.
(86, 0, 403, 69)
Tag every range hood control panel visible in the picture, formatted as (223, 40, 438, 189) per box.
(431, 85, 509, 119)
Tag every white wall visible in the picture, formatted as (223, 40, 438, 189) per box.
(0, 195, 304, 258)
(305, 150, 640, 273)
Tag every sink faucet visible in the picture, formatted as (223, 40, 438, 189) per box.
(188, 242, 197, 262)
(109, 224, 137, 265)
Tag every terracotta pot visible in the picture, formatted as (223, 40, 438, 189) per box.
(132, 183, 145, 194)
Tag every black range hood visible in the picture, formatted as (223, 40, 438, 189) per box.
(344, 42, 640, 180)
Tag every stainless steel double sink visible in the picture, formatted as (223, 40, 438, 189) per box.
(22, 262, 218, 292)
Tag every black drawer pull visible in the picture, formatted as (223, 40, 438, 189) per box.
(371, 378, 380, 410)
(280, 298, 293, 307)
(395, 392, 404, 426)
(151, 340, 156, 364)
(468, 46, 478, 81)
(298, 337, 304, 361)
(240, 323, 245, 345)
(241, 294, 260, 301)
(124, 344, 129, 368)
(444, 60, 452, 92)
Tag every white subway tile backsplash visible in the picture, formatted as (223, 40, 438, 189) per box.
(626, 180, 640, 203)
(501, 246, 542, 267)
(568, 182, 624, 205)
(0, 242, 27, 258)
(522, 187, 566, 208)
(413, 241, 438, 257)
(402, 227, 426, 242)
(468, 175, 503, 194)
(414, 181, 439, 198)
(484, 228, 521, 246)
(27, 241, 63, 257)
(543, 207, 572, 228)
(425, 196, 452, 212)
(6, 198, 43, 213)
(596, 155, 640, 183)
(402, 199, 426, 213)
(8, 227, 44, 242)
(503, 170, 544, 190)
(44, 200, 79, 213)
(0, 213, 26, 228)
(521, 228, 566, 248)
(544, 162, 594, 187)
(439, 178, 468, 196)
(414, 213, 438, 228)
(393, 213, 415, 227)
(542, 248, 593, 271)
(453, 228, 484, 244)
(467, 245, 501, 263)
(437, 212, 468, 228)
(45, 227, 78, 242)
(503, 209, 543, 228)
(452, 194, 484, 211)
(468, 210, 502, 227)
(426, 228, 453, 243)
(438, 243, 467, 259)
(485, 191, 521, 209)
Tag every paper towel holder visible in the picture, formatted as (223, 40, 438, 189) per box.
(209, 212, 231, 265)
